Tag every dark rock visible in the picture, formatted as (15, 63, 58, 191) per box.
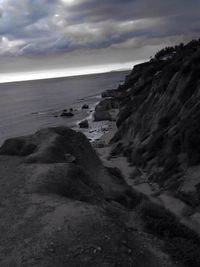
(82, 104, 89, 109)
(60, 111, 74, 117)
(70, 108, 73, 112)
(79, 119, 89, 128)
(95, 99, 119, 112)
(94, 110, 112, 121)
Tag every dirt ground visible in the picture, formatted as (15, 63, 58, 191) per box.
(0, 154, 177, 267)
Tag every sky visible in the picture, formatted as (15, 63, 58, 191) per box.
(0, 0, 199, 81)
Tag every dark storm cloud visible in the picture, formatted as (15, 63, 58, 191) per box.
(0, 0, 199, 56)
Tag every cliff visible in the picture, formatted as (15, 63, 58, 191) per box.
(111, 39, 200, 208)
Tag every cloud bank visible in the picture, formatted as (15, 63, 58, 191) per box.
(0, 0, 199, 73)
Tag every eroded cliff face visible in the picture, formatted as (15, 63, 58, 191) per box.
(112, 42, 200, 206)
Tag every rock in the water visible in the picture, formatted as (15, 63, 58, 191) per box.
(94, 110, 112, 121)
(82, 104, 89, 109)
(60, 111, 74, 117)
(79, 119, 89, 128)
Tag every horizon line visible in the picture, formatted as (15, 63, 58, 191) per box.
(0, 60, 145, 84)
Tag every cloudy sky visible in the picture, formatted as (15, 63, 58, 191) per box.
(0, 0, 199, 80)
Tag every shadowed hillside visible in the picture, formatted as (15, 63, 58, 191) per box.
(111, 39, 200, 207)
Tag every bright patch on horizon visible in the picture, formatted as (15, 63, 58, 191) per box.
(0, 61, 145, 84)
(61, 0, 75, 5)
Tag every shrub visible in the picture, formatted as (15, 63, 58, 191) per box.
(139, 201, 178, 237)
(139, 200, 200, 267)
(166, 238, 200, 267)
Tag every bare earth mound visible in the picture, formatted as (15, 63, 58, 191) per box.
(0, 126, 176, 266)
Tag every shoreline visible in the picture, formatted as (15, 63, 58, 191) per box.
(0, 70, 128, 146)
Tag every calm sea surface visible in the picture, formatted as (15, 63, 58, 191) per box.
(0, 71, 129, 145)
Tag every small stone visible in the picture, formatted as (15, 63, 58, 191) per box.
(60, 111, 74, 117)
(79, 119, 89, 128)
(82, 104, 89, 109)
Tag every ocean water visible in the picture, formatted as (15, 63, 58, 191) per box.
(0, 70, 129, 145)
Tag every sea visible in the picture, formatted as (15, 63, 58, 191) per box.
(0, 70, 129, 145)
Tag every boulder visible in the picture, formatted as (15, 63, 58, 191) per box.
(82, 104, 89, 109)
(79, 119, 89, 128)
(95, 99, 119, 112)
(60, 111, 74, 117)
(94, 110, 112, 121)
(0, 126, 140, 207)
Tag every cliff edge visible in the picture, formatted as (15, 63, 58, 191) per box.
(111, 39, 200, 208)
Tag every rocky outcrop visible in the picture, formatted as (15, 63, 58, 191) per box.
(94, 110, 112, 121)
(0, 126, 138, 206)
(79, 119, 89, 128)
(111, 40, 200, 207)
(0, 126, 101, 166)
(94, 94, 120, 121)
(95, 98, 119, 112)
